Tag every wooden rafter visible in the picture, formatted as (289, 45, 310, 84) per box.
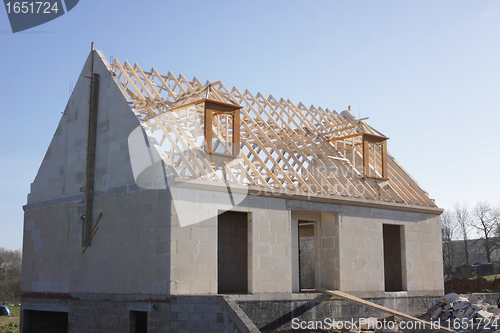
(110, 59, 438, 208)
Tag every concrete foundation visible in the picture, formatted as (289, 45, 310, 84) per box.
(235, 293, 442, 331)
(22, 292, 466, 332)
(21, 293, 256, 333)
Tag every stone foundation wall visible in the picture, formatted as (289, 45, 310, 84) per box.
(235, 293, 442, 332)
(20, 294, 254, 333)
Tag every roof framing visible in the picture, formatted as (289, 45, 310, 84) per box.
(111, 59, 438, 209)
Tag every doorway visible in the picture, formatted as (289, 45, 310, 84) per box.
(383, 224, 404, 292)
(23, 310, 68, 333)
(218, 211, 248, 293)
(129, 311, 147, 333)
(298, 221, 315, 291)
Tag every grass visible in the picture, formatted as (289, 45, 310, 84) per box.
(0, 306, 20, 333)
(7, 307, 19, 318)
(0, 321, 19, 333)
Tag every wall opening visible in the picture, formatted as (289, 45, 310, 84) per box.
(129, 311, 147, 333)
(23, 310, 68, 333)
(218, 211, 248, 293)
(383, 224, 404, 292)
(298, 220, 315, 291)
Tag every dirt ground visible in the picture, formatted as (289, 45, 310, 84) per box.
(0, 316, 20, 333)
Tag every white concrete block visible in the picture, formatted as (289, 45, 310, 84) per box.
(476, 310, 493, 320)
(431, 307, 443, 320)
(471, 304, 482, 310)
(442, 293, 459, 304)
(453, 301, 469, 310)
(456, 309, 466, 319)
(468, 294, 480, 304)
(490, 307, 500, 315)
(464, 306, 474, 318)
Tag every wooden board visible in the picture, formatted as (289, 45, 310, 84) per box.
(319, 289, 455, 333)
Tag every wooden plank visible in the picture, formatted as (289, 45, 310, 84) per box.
(83, 72, 99, 248)
(319, 289, 455, 333)
(328, 132, 363, 142)
(381, 140, 388, 179)
(363, 135, 370, 179)
(151, 66, 178, 101)
(82, 212, 103, 254)
(204, 106, 213, 154)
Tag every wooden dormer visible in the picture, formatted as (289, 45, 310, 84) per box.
(327, 117, 389, 181)
(168, 82, 243, 159)
(204, 100, 241, 157)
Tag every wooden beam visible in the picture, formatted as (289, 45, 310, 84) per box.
(83, 71, 99, 248)
(363, 135, 370, 179)
(318, 289, 455, 333)
(204, 106, 213, 154)
(232, 110, 240, 156)
(381, 140, 388, 179)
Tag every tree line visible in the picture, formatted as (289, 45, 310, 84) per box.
(0, 247, 21, 304)
(442, 201, 500, 276)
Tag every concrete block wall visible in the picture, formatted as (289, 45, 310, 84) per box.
(288, 201, 442, 297)
(249, 196, 291, 294)
(21, 295, 251, 333)
(22, 50, 173, 296)
(28, 50, 138, 205)
(170, 296, 248, 333)
(338, 205, 443, 297)
(23, 187, 443, 299)
(22, 187, 171, 296)
(317, 212, 340, 291)
(169, 187, 293, 295)
(236, 293, 443, 331)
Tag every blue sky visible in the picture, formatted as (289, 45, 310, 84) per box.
(1, 1, 499, 250)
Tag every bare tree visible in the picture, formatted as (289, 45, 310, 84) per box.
(470, 202, 500, 263)
(455, 203, 472, 265)
(0, 247, 22, 304)
(441, 210, 456, 276)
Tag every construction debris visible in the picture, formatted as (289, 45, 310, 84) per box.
(429, 293, 500, 331)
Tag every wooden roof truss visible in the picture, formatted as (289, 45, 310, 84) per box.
(110, 59, 437, 207)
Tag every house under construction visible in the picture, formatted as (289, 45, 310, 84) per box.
(21, 49, 444, 332)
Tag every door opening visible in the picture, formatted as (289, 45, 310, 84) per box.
(218, 211, 248, 293)
(299, 221, 315, 291)
(23, 310, 68, 333)
(129, 311, 147, 333)
(383, 224, 404, 292)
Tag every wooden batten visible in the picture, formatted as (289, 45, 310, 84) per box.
(362, 133, 389, 181)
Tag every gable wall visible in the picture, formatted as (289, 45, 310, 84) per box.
(22, 51, 172, 296)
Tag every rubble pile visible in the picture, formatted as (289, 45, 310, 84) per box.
(431, 293, 500, 323)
